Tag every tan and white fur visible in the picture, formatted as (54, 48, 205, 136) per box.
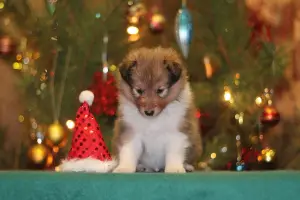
(112, 47, 202, 173)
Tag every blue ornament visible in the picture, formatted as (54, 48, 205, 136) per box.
(46, 0, 58, 16)
(175, 5, 193, 59)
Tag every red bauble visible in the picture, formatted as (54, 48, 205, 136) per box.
(0, 36, 16, 55)
(89, 72, 118, 117)
(149, 13, 165, 33)
(260, 106, 280, 127)
(247, 13, 272, 50)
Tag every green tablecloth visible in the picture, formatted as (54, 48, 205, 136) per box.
(0, 171, 299, 200)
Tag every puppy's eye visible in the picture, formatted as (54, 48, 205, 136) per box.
(156, 88, 168, 98)
(133, 88, 144, 97)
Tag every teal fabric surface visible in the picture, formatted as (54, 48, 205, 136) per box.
(0, 171, 300, 200)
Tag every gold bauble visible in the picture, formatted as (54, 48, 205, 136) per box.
(46, 122, 66, 148)
(28, 144, 49, 165)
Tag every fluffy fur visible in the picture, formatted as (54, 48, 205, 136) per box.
(112, 47, 202, 173)
(59, 157, 117, 173)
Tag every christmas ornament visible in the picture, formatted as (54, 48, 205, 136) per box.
(45, 121, 67, 148)
(0, 36, 16, 55)
(175, 0, 193, 59)
(28, 143, 53, 167)
(149, 12, 165, 33)
(261, 147, 275, 162)
(89, 72, 118, 116)
(59, 90, 117, 172)
(46, 0, 57, 15)
(260, 105, 280, 127)
(248, 13, 272, 48)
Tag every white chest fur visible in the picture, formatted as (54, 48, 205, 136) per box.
(119, 84, 192, 170)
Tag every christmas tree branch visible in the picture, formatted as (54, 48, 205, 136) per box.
(49, 51, 59, 121)
(56, 46, 72, 120)
(218, 36, 232, 69)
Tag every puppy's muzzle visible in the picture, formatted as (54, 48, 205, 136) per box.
(144, 110, 155, 116)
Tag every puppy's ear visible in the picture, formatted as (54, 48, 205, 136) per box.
(164, 60, 182, 87)
(119, 61, 137, 86)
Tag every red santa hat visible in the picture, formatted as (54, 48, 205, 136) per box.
(59, 90, 117, 172)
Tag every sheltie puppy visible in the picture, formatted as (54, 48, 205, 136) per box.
(112, 47, 202, 173)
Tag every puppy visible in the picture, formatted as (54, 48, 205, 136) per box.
(112, 47, 202, 173)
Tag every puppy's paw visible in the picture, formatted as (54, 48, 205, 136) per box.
(184, 163, 195, 172)
(113, 165, 136, 173)
(164, 165, 186, 173)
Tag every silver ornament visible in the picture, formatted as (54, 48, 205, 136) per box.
(175, 5, 193, 59)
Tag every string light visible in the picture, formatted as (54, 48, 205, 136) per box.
(255, 96, 262, 106)
(224, 90, 232, 102)
(55, 166, 61, 172)
(235, 112, 244, 124)
(18, 115, 25, 123)
(127, 26, 139, 35)
(103, 66, 109, 74)
(203, 56, 213, 78)
(95, 13, 101, 18)
(221, 146, 228, 153)
(129, 16, 139, 24)
(13, 62, 22, 70)
(210, 153, 217, 159)
(66, 120, 75, 130)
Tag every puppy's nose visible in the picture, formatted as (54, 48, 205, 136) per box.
(144, 110, 154, 116)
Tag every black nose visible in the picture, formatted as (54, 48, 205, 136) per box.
(144, 110, 154, 116)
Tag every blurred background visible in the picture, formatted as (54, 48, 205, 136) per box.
(0, 0, 300, 171)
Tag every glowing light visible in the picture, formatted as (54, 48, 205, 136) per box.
(66, 120, 75, 130)
(53, 146, 59, 153)
(109, 65, 117, 72)
(16, 54, 22, 61)
(267, 99, 272, 105)
(13, 62, 22, 70)
(129, 16, 139, 24)
(128, 34, 140, 42)
(127, 26, 139, 35)
(103, 66, 109, 74)
(23, 57, 30, 64)
(55, 166, 61, 172)
(40, 83, 47, 90)
(195, 110, 201, 118)
(128, 1, 134, 6)
(236, 135, 241, 140)
(257, 155, 263, 162)
(210, 153, 217, 159)
(18, 115, 25, 122)
(0, 2, 4, 9)
(95, 13, 101, 18)
(203, 56, 213, 78)
(221, 146, 227, 153)
(37, 138, 42, 144)
(224, 91, 231, 101)
(255, 96, 262, 105)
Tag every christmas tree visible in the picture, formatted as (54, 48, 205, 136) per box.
(0, 0, 291, 170)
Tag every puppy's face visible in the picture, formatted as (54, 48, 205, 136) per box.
(118, 47, 186, 118)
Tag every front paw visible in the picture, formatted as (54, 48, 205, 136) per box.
(164, 165, 186, 173)
(113, 165, 136, 173)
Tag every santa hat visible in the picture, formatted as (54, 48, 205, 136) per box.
(59, 90, 117, 172)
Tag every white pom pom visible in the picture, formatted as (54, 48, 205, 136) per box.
(79, 90, 94, 106)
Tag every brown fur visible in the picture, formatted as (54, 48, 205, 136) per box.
(112, 47, 202, 168)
